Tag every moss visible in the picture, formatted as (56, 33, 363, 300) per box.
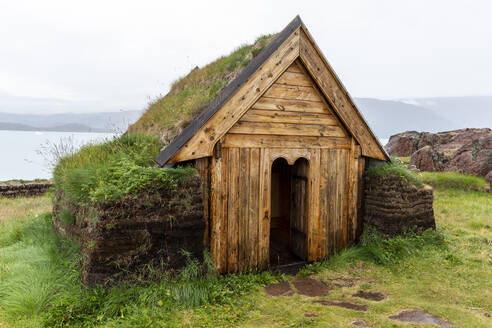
(127, 34, 277, 142)
(366, 157, 424, 188)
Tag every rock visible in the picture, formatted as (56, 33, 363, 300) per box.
(410, 146, 447, 172)
(486, 171, 492, 193)
(303, 312, 319, 318)
(351, 318, 368, 327)
(389, 310, 453, 327)
(352, 290, 386, 301)
(386, 128, 492, 177)
(363, 174, 435, 236)
(291, 278, 331, 297)
(264, 282, 294, 297)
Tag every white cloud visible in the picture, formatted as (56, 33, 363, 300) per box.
(1, 0, 492, 113)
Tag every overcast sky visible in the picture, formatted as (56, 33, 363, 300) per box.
(1, 0, 491, 114)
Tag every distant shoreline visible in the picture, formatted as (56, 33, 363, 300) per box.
(0, 122, 112, 133)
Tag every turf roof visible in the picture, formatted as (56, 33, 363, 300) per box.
(127, 25, 290, 151)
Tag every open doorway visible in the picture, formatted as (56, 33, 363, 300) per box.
(270, 157, 309, 266)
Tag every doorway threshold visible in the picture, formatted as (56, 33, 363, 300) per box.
(269, 261, 309, 275)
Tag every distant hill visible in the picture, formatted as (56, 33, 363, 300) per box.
(1, 96, 489, 137)
(0, 111, 142, 133)
(354, 98, 457, 138)
(354, 96, 491, 138)
(0, 122, 107, 132)
(398, 96, 492, 130)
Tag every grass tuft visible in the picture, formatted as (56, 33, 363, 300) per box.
(366, 157, 424, 188)
(421, 171, 489, 191)
(53, 134, 196, 204)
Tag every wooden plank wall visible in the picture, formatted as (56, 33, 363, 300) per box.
(203, 59, 365, 272)
(206, 144, 361, 272)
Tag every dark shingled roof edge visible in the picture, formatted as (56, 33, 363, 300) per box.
(154, 15, 303, 166)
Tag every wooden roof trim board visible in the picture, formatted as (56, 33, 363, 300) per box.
(297, 24, 390, 161)
(154, 15, 390, 165)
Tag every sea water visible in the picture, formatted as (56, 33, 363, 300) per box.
(1, 130, 115, 181)
(1, 130, 390, 181)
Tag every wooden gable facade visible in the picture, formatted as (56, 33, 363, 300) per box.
(155, 16, 389, 273)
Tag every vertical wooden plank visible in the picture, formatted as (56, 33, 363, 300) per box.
(249, 148, 260, 269)
(227, 148, 240, 272)
(238, 148, 250, 271)
(335, 149, 348, 252)
(326, 149, 337, 256)
(219, 148, 229, 272)
(258, 148, 271, 269)
(344, 139, 355, 246)
(319, 149, 329, 258)
(307, 148, 321, 261)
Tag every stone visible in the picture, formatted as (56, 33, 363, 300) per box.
(351, 318, 368, 327)
(363, 174, 436, 236)
(264, 282, 295, 297)
(410, 146, 447, 172)
(352, 290, 386, 301)
(303, 312, 319, 318)
(484, 171, 492, 193)
(291, 278, 331, 297)
(389, 310, 453, 327)
(386, 128, 492, 178)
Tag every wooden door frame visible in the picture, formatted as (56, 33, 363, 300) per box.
(267, 149, 313, 265)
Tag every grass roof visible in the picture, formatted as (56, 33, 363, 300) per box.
(127, 34, 276, 145)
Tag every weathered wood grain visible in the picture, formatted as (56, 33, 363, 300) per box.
(223, 134, 350, 149)
(227, 148, 240, 272)
(229, 121, 346, 138)
(252, 98, 328, 113)
(240, 109, 336, 125)
(264, 84, 322, 102)
(258, 148, 271, 269)
(248, 148, 260, 268)
(276, 70, 313, 87)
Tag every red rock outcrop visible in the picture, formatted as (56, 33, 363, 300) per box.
(385, 128, 492, 177)
(410, 146, 447, 172)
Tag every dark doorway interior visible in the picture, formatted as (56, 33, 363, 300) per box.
(270, 157, 308, 266)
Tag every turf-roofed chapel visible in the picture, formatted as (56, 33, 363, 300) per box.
(131, 16, 389, 273)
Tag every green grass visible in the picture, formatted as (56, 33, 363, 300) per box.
(53, 134, 196, 204)
(1, 174, 491, 327)
(421, 171, 489, 192)
(127, 34, 275, 140)
(365, 157, 424, 188)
